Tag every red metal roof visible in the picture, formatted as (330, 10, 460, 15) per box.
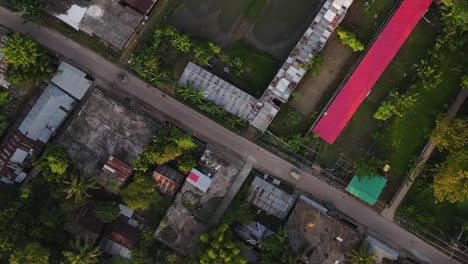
(102, 156, 133, 180)
(313, 0, 432, 144)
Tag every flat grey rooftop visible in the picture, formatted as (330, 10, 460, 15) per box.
(47, 0, 144, 49)
(56, 89, 161, 175)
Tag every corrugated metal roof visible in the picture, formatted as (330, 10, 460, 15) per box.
(366, 235, 399, 261)
(18, 84, 75, 143)
(249, 176, 296, 220)
(186, 168, 212, 193)
(51, 61, 92, 100)
(178, 62, 257, 119)
(102, 156, 133, 180)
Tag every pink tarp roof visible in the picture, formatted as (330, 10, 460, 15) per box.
(313, 0, 432, 144)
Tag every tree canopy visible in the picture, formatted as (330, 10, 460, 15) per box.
(431, 117, 468, 152)
(94, 202, 120, 223)
(132, 125, 198, 173)
(62, 238, 102, 264)
(35, 145, 70, 182)
(192, 224, 247, 264)
(9, 242, 50, 264)
(337, 29, 365, 52)
(346, 241, 377, 264)
(1, 32, 53, 86)
(120, 173, 161, 210)
(433, 149, 468, 203)
(1, 33, 41, 69)
(260, 229, 293, 264)
(62, 174, 99, 203)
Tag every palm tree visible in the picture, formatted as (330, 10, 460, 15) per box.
(199, 102, 218, 115)
(171, 34, 192, 53)
(346, 241, 377, 264)
(226, 116, 244, 129)
(176, 84, 193, 100)
(62, 238, 101, 264)
(190, 90, 206, 104)
(62, 174, 99, 203)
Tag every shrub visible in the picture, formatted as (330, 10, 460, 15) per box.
(337, 29, 365, 52)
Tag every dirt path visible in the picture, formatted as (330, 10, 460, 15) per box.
(381, 87, 468, 220)
(291, 34, 357, 115)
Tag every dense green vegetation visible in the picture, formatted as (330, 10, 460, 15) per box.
(346, 241, 376, 264)
(1, 32, 54, 86)
(6, 0, 43, 22)
(337, 28, 365, 52)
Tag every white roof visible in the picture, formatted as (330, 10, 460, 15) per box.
(119, 204, 134, 218)
(14, 172, 27, 183)
(10, 149, 28, 163)
(187, 168, 212, 193)
(54, 4, 88, 30)
(324, 9, 336, 22)
(51, 62, 92, 100)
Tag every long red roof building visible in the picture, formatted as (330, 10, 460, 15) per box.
(312, 0, 432, 144)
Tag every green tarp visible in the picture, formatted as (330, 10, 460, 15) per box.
(346, 175, 387, 205)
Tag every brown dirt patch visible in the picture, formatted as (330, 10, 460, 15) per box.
(291, 33, 357, 115)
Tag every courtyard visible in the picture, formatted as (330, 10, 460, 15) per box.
(56, 89, 162, 175)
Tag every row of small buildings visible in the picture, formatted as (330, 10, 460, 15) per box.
(178, 0, 354, 132)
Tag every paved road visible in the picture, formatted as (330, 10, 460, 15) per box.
(0, 8, 456, 264)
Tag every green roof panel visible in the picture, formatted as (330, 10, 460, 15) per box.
(346, 175, 387, 205)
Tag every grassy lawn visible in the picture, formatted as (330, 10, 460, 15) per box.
(342, 0, 400, 41)
(269, 103, 312, 137)
(244, 0, 268, 21)
(376, 46, 466, 196)
(315, 20, 437, 169)
(226, 41, 279, 97)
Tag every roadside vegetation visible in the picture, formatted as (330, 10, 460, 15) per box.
(129, 26, 219, 86)
(1, 32, 54, 86)
(176, 83, 246, 130)
(395, 0, 468, 244)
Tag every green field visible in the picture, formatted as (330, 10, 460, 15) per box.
(342, 0, 400, 41)
(226, 41, 279, 97)
(269, 104, 312, 137)
(244, 0, 268, 21)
